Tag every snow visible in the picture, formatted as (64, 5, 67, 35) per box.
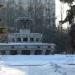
(1, 55, 75, 65)
(0, 66, 26, 75)
(0, 42, 55, 45)
(0, 55, 75, 75)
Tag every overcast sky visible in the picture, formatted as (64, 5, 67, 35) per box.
(56, 0, 69, 28)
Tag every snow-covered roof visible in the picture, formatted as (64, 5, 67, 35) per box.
(0, 43, 55, 46)
(8, 32, 42, 38)
(9, 33, 42, 35)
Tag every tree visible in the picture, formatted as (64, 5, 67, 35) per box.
(60, 0, 74, 6)
(60, 0, 75, 54)
(0, 0, 26, 32)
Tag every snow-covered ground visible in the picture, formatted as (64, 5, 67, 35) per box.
(0, 55, 75, 75)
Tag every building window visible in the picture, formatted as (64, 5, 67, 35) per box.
(30, 38, 34, 42)
(36, 38, 39, 42)
(45, 50, 51, 55)
(24, 45, 27, 48)
(17, 38, 21, 42)
(22, 50, 30, 55)
(10, 50, 17, 55)
(37, 45, 40, 48)
(0, 50, 6, 55)
(48, 46, 51, 48)
(23, 38, 28, 42)
(11, 45, 14, 49)
(12, 38, 15, 42)
(35, 50, 42, 55)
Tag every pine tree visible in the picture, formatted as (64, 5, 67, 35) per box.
(60, 0, 75, 54)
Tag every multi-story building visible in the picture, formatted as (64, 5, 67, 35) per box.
(0, 0, 56, 55)
(0, 28, 55, 55)
(0, 18, 56, 55)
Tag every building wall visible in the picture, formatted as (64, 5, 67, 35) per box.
(8, 29, 42, 43)
(0, 43, 55, 55)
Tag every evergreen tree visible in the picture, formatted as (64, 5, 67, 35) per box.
(60, 0, 75, 54)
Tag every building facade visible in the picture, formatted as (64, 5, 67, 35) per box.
(0, 29, 55, 55)
(0, 0, 56, 55)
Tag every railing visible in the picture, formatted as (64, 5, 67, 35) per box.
(0, 46, 53, 50)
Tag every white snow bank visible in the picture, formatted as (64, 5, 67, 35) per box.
(1, 55, 75, 65)
(0, 55, 75, 75)
(0, 65, 27, 75)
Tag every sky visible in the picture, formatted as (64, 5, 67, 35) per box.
(56, 0, 69, 28)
